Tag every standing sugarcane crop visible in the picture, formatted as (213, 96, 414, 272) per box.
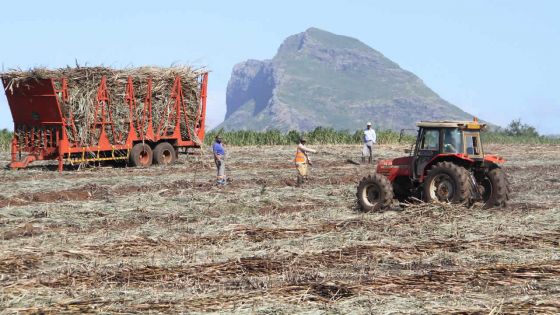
(294, 137, 317, 186)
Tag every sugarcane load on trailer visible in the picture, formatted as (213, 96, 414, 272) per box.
(1, 66, 209, 171)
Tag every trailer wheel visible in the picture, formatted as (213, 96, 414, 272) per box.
(130, 143, 153, 167)
(153, 142, 177, 165)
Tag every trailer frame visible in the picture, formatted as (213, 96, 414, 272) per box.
(2, 72, 208, 171)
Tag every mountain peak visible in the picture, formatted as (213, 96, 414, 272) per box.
(302, 27, 340, 40)
(220, 29, 478, 131)
(277, 27, 372, 57)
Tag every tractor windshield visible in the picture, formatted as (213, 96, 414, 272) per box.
(443, 128, 463, 154)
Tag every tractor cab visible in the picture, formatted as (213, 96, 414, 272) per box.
(412, 120, 485, 179)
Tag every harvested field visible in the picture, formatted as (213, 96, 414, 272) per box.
(0, 144, 559, 314)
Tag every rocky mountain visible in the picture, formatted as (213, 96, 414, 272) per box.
(219, 27, 477, 131)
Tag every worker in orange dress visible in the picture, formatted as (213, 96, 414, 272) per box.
(294, 137, 317, 186)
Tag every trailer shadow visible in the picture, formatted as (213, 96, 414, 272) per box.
(4, 160, 132, 172)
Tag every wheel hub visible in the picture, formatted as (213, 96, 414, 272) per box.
(362, 184, 381, 207)
(139, 150, 150, 165)
(162, 149, 172, 164)
(367, 185, 380, 202)
(429, 174, 455, 201)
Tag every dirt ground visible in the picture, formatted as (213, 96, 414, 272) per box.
(0, 144, 559, 314)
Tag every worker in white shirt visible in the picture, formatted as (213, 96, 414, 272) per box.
(362, 122, 376, 164)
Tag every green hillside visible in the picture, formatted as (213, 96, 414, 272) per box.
(220, 28, 476, 131)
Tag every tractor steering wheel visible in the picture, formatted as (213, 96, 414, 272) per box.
(444, 143, 457, 153)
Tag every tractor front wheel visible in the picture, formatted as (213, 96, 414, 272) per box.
(480, 167, 510, 209)
(424, 162, 471, 204)
(356, 174, 394, 212)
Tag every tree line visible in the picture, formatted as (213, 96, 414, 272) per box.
(206, 119, 559, 146)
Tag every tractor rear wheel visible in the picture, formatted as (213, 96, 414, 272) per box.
(153, 142, 177, 165)
(356, 174, 394, 212)
(480, 167, 510, 209)
(424, 162, 471, 204)
(130, 143, 153, 167)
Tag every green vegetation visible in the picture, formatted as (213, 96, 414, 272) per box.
(206, 123, 560, 146)
(220, 28, 474, 132)
(0, 129, 12, 151)
(504, 119, 540, 137)
(206, 127, 413, 146)
(1, 120, 555, 153)
(481, 119, 560, 144)
(481, 132, 560, 144)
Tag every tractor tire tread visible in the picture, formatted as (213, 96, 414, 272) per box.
(356, 173, 394, 212)
(424, 161, 471, 204)
(483, 167, 510, 209)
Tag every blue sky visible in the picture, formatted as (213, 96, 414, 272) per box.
(1, 1, 559, 134)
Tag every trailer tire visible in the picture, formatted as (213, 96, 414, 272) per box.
(130, 143, 153, 167)
(153, 142, 177, 165)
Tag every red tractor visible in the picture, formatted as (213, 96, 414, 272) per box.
(357, 119, 510, 210)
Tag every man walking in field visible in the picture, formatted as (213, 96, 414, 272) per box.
(294, 137, 317, 186)
(213, 136, 226, 185)
(362, 122, 376, 164)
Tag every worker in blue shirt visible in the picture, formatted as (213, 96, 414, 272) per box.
(212, 136, 226, 185)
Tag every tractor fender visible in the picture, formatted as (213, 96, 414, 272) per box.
(484, 155, 506, 164)
(420, 154, 475, 181)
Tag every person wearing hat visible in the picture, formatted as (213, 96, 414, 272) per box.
(294, 137, 317, 185)
(213, 136, 227, 185)
(362, 122, 377, 164)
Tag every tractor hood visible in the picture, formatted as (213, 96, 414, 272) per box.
(391, 156, 413, 166)
(376, 156, 413, 180)
(377, 156, 412, 167)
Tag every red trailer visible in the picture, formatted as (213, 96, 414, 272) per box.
(2, 70, 208, 171)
